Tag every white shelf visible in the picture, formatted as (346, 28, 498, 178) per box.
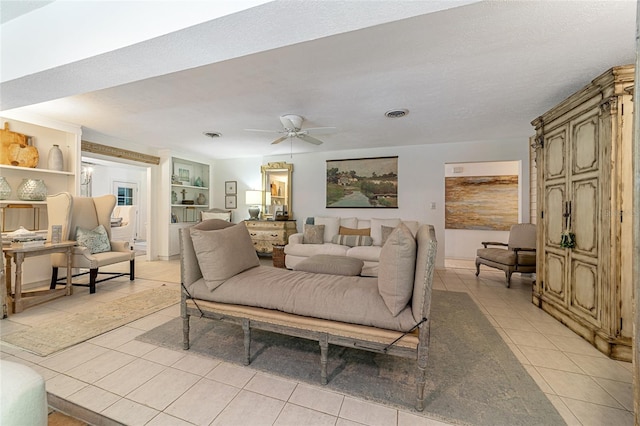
(171, 184, 208, 190)
(0, 165, 74, 175)
(171, 204, 209, 208)
(0, 200, 47, 205)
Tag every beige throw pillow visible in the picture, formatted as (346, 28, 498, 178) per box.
(370, 218, 401, 246)
(380, 225, 395, 246)
(190, 223, 260, 291)
(378, 223, 417, 316)
(303, 224, 325, 244)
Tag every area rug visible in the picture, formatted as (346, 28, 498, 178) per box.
(3, 286, 179, 356)
(137, 290, 564, 425)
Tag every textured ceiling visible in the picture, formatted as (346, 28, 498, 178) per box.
(1, 1, 636, 159)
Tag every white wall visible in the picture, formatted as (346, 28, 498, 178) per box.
(212, 157, 263, 223)
(215, 138, 530, 267)
(444, 160, 522, 261)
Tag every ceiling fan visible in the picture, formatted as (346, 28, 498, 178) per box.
(245, 114, 336, 145)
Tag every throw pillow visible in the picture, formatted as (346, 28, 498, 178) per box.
(381, 225, 395, 246)
(303, 224, 325, 244)
(314, 216, 340, 242)
(75, 225, 111, 254)
(190, 223, 260, 291)
(339, 226, 371, 236)
(370, 218, 401, 246)
(331, 234, 373, 247)
(378, 223, 417, 316)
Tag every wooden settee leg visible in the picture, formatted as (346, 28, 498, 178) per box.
(416, 321, 430, 411)
(242, 319, 251, 365)
(182, 314, 190, 350)
(319, 334, 328, 385)
(416, 364, 427, 411)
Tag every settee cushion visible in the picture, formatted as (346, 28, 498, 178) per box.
(190, 223, 260, 291)
(185, 266, 418, 332)
(371, 218, 401, 246)
(331, 234, 373, 247)
(303, 224, 325, 244)
(378, 223, 417, 316)
(294, 254, 364, 276)
(339, 226, 370, 236)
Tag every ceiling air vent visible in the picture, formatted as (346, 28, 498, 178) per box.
(203, 131, 221, 138)
(385, 109, 409, 118)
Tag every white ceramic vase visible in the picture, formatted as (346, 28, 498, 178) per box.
(47, 144, 64, 171)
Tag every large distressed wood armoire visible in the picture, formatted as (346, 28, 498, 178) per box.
(531, 65, 634, 361)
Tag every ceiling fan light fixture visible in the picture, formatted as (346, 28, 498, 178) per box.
(385, 109, 409, 118)
(203, 131, 222, 138)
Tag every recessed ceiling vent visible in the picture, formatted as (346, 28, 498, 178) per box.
(203, 131, 221, 138)
(385, 109, 409, 118)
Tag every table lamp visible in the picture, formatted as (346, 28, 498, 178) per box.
(245, 190, 262, 220)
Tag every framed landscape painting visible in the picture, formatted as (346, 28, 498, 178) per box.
(326, 156, 398, 208)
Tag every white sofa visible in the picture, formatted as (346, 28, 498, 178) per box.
(284, 216, 419, 276)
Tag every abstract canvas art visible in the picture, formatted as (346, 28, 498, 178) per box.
(445, 175, 518, 230)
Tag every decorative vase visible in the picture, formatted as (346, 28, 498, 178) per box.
(47, 144, 64, 171)
(17, 178, 47, 201)
(0, 177, 11, 199)
(171, 191, 178, 204)
(196, 193, 206, 205)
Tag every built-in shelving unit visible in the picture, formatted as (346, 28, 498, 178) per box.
(0, 114, 81, 285)
(170, 157, 210, 224)
(160, 156, 212, 259)
(0, 117, 79, 234)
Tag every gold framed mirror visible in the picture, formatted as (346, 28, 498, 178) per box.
(261, 162, 293, 220)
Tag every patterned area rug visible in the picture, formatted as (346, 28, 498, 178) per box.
(2, 286, 179, 356)
(137, 290, 564, 425)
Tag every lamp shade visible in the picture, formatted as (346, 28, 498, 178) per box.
(245, 190, 262, 205)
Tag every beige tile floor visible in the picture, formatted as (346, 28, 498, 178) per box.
(0, 257, 633, 425)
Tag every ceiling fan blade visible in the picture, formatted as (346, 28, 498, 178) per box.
(304, 127, 336, 135)
(245, 128, 283, 133)
(298, 134, 323, 145)
(271, 136, 289, 145)
(279, 116, 297, 131)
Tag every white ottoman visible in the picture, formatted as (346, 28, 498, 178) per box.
(0, 359, 48, 426)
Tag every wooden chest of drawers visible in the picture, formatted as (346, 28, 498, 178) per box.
(244, 220, 298, 254)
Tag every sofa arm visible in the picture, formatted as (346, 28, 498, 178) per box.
(289, 233, 304, 244)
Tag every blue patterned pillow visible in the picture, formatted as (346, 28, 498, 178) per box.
(75, 225, 111, 254)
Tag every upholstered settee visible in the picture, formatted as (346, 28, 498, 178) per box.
(284, 216, 420, 276)
(180, 219, 437, 411)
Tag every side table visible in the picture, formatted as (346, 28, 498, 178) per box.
(272, 244, 286, 268)
(2, 241, 75, 317)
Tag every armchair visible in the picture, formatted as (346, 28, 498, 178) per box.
(110, 205, 137, 244)
(475, 223, 536, 287)
(47, 193, 135, 293)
